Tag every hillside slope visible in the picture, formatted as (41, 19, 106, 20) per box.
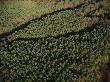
(0, 0, 110, 82)
(0, 0, 84, 34)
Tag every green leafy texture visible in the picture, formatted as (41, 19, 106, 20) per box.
(9, 2, 103, 40)
(0, 0, 84, 34)
(0, 0, 110, 82)
(0, 16, 110, 82)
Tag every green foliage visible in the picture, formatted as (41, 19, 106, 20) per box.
(9, 1, 103, 40)
(0, 17, 110, 82)
(0, 0, 83, 34)
(0, 0, 110, 82)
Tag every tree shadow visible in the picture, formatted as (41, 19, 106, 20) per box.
(101, 58, 110, 82)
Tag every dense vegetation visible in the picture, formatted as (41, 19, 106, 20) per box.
(8, 0, 107, 40)
(0, 0, 84, 34)
(9, 3, 98, 39)
(1, 17, 110, 82)
(0, 0, 110, 82)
